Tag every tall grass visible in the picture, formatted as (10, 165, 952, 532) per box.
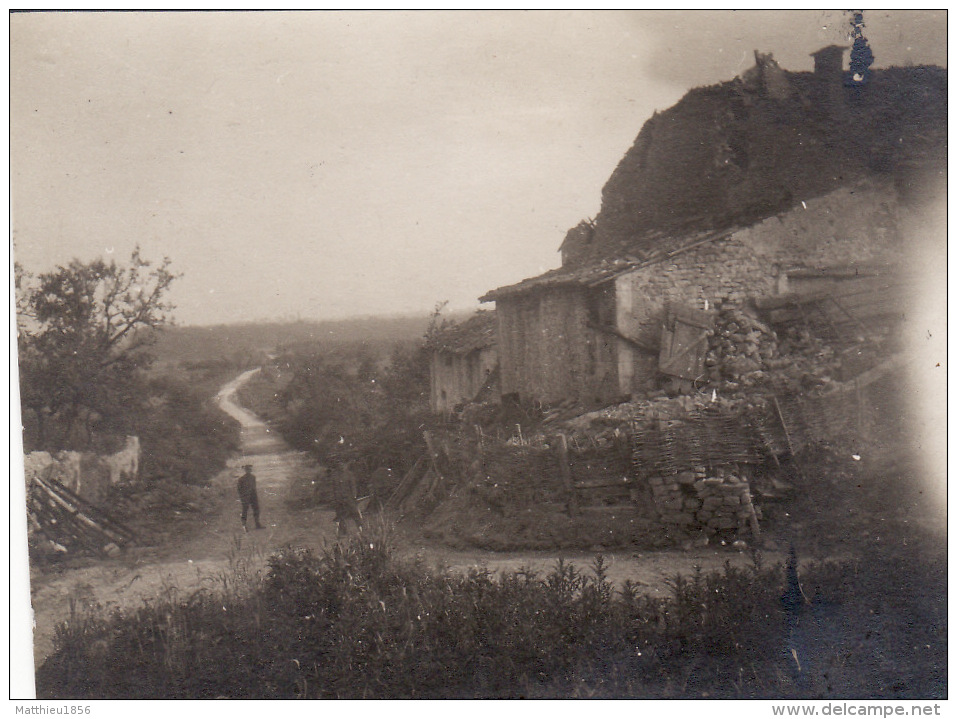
(37, 524, 945, 699)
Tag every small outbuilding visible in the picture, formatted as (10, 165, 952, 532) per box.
(428, 311, 499, 414)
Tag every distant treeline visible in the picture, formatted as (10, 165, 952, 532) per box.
(150, 313, 474, 369)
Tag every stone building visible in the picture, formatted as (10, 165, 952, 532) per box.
(478, 48, 944, 407)
(483, 179, 913, 404)
(428, 311, 499, 414)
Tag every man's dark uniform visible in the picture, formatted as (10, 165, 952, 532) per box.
(237, 465, 263, 530)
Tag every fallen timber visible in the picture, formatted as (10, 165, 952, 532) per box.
(29, 474, 139, 556)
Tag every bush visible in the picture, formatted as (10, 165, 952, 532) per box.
(137, 373, 240, 485)
(36, 525, 946, 699)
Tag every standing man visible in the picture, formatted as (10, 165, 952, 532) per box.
(237, 464, 263, 531)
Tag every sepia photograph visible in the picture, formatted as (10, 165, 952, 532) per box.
(10, 9, 947, 704)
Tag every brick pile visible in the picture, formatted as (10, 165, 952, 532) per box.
(649, 464, 760, 536)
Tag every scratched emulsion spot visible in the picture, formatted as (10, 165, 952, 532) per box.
(846, 10, 875, 87)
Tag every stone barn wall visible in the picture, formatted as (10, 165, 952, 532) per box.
(615, 180, 906, 395)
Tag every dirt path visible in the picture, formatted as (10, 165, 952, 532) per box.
(29, 369, 786, 668)
(28, 368, 337, 667)
(414, 543, 787, 597)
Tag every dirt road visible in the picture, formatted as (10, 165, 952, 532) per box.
(28, 369, 784, 669)
(28, 367, 336, 667)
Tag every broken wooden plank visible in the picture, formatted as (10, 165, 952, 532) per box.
(35, 475, 139, 544)
(659, 330, 710, 379)
(771, 396, 795, 457)
(747, 502, 762, 540)
(659, 308, 712, 381)
(422, 431, 447, 487)
(384, 455, 425, 510)
(823, 352, 912, 393)
(666, 303, 715, 330)
(33, 476, 133, 547)
(30, 489, 113, 555)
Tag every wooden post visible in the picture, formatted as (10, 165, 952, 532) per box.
(772, 396, 795, 456)
(747, 494, 762, 540)
(771, 396, 807, 483)
(473, 425, 485, 465)
(557, 433, 579, 517)
(385, 455, 423, 510)
(423, 431, 445, 481)
(423, 431, 447, 498)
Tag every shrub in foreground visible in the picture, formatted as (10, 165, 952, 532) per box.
(36, 527, 945, 699)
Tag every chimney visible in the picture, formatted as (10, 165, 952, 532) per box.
(810, 45, 849, 113)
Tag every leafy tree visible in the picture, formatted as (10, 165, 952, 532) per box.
(16, 247, 179, 449)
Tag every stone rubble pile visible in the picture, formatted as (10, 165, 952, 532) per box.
(704, 308, 850, 395)
(704, 308, 778, 390)
(543, 309, 864, 450)
(775, 325, 840, 386)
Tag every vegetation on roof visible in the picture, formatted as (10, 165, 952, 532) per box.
(427, 310, 497, 353)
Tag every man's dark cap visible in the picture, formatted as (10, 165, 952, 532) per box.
(243, 464, 253, 470)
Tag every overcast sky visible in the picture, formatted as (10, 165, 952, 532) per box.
(10, 10, 947, 326)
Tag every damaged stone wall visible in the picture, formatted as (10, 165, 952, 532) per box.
(497, 287, 618, 405)
(732, 181, 902, 268)
(449, 426, 762, 541)
(23, 436, 141, 505)
(615, 180, 905, 395)
(458, 432, 659, 523)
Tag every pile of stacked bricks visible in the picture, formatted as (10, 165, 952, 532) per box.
(648, 464, 760, 536)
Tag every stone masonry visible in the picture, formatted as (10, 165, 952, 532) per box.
(615, 179, 905, 395)
(649, 464, 760, 536)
